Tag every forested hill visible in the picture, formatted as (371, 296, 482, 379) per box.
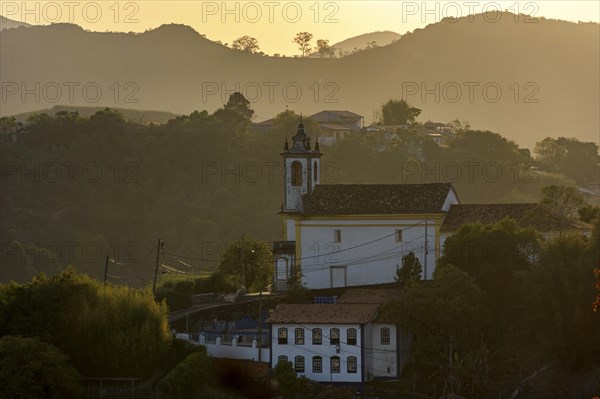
(1, 13, 598, 148)
(3, 104, 596, 284)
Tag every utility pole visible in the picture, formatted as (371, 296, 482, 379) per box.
(257, 290, 263, 362)
(449, 339, 454, 395)
(152, 239, 163, 296)
(103, 255, 109, 283)
(424, 218, 428, 280)
(412, 356, 416, 399)
(240, 233, 246, 289)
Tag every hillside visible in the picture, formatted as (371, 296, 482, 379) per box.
(13, 105, 179, 124)
(0, 15, 31, 30)
(0, 14, 598, 148)
(330, 31, 401, 54)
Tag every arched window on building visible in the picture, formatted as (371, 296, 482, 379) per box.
(312, 328, 322, 345)
(295, 356, 305, 372)
(291, 161, 302, 186)
(347, 356, 357, 373)
(313, 161, 318, 181)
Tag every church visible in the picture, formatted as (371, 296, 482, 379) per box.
(272, 121, 460, 291)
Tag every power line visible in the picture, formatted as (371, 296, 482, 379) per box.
(291, 219, 434, 263)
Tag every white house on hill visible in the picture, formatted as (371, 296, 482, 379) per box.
(267, 289, 409, 389)
(273, 122, 460, 291)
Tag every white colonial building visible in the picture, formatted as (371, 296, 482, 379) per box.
(273, 121, 460, 291)
(267, 289, 410, 388)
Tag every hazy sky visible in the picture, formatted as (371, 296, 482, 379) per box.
(2, 1, 599, 55)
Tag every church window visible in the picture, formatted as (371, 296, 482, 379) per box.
(291, 161, 302, 186)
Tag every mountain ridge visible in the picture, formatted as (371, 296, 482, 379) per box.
(1, 12, 598, 147)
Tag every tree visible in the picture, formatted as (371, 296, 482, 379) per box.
(0, 269, 172, 377)
(293, 32, 313, 57)
(394, 251, 422, 288)
(213, 92, 255, 131)
(0, 336, 83, 399)
(534, 137, 599, 184)
(380, 99, 421, 125)
(526, 233, 600, 365)
(0, 115, 17, 133)
(540, 185, 586, 229)
(382, 265, 491, 395)
(231, 36, 260, 54)
(316, 39, 334, 58)
(274, 361, 310, 398)
(438, 219, 538, 319)
(156, 349, 242, 399)
(217, 238, 272, 292)
(579, 205, 600, 223)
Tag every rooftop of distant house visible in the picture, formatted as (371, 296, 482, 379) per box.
(440, 203, 591, 233)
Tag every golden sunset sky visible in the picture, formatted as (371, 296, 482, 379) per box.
(2, 1, 599, 55)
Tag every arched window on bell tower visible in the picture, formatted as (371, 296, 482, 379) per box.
(291, 161, 302, 186)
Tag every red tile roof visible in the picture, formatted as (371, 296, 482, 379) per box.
(302, 183, 454, 216)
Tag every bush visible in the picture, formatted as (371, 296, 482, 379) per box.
(156, 350, 241, 399)
(0, 269, 172, 377)
(0, 335, 84, 399)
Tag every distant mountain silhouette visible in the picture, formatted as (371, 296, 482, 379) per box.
(0, 15, 31, 30)
(1, 15, 598, 147)
(330, 31, 401, 54)
(13, 105, 178, 124)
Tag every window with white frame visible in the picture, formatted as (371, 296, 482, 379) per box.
(331, 356, 340, 373)
(278, 328, 288, 345)
(295, 328, 304, 345)
(381, 327, 390, 345)
(347, 328, 357, 345)
(295, 356, 305, 372)
(312, 356, 322, 373)
(278, 355, 288, 364)
(330, 328, 340, 345)
(347, 356, 357, 373)
(312, 328, 322, 345)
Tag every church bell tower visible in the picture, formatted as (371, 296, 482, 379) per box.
(282, 119, 322, 213)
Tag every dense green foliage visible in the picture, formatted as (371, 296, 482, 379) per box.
(217, 237, 273, 292)
(379, 99, 422, 125)
(0, 335, 83, 399)
(384, 265, 491, 394)
(0, 269, 172, 377)
(1, 97, 594, 286)
(385, 218, 600, 397)
(156, 350, 242, 399)
(273, 361, 311, 398)
(534, 136, 599, 185)
(438, 219, 539, 320)
(394, 251, 422, 288)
